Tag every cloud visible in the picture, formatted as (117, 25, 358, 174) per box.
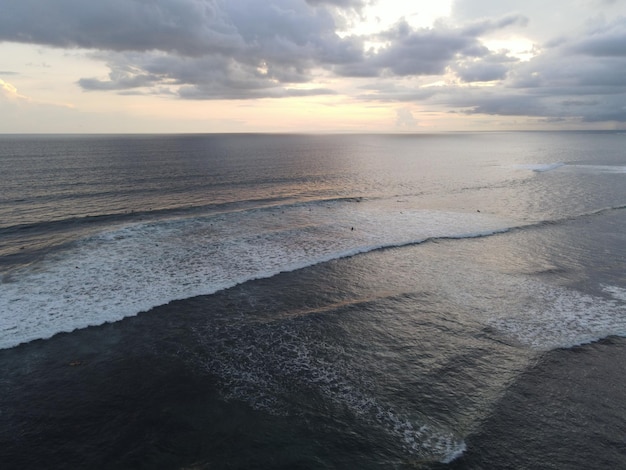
(1, 1, 530, 95)
(65, 4, 525, 99)
(305, 0, 368, 10)
(335, 14, 526, 78)
(78, 49, 339, 99)
(370, 22, 487, 76)
(355, 9, 626, 124)
(450, 42, 626, 122)
(356, 82, 440, 102)
(0, 0, 359, 62)
(454, 61, 508, 83)
(0, 0, 360, 99)
(0, 0, 227, 56)
(395, 107, 418, 129)
(0, 77, 76, 119)
(452, 52, 516, 83)
(179, 83, 336, 99)
(2, 0, 626, 126)
(0, 78, 28, 100)
(586, 0, 623, 6)
(453, 89, 550, 117)
(568, 16, 626, 57)
(507, 19, 626, 92)
(459, 13, 528, 36)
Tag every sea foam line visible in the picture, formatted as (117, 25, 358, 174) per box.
(486, 281, 626, 351)
(514, 162, 626, 174)
(514, 163, 565, 172)
(189, 318, 466, 463)
(0, 202, 513, 350)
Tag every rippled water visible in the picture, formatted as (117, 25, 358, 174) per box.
(1, 132, 625, 468)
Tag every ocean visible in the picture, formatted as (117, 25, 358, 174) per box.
(0, 132, 625, 469)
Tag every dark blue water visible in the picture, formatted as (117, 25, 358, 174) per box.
(1, 132, 625, 468)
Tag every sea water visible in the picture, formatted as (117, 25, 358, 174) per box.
(0, 132, 625, 468)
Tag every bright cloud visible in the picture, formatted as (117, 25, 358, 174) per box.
(0, 79, 21, 99)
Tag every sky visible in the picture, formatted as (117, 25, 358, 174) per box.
(1, 0, 625, 133)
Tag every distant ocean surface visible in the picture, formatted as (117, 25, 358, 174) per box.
(1, 132, 625, 469)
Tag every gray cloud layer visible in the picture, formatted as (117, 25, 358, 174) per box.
(1, 0, 625, 123)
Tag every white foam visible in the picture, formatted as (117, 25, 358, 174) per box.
(0, 200, 513, 350)
(411, 259, 626, 352)
(515, 163, 626, 174)
(487, 281, 626, 351)
(514, 163, 565, 172)
(569, 164, 626, 174)
(189, 319, 465, 463)
(604, 285, 626, 302)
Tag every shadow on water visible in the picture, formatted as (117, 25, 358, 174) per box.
(0, 249, 527, 469)
(0, 311, 366, 469)
(440, 336, 626, 470)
